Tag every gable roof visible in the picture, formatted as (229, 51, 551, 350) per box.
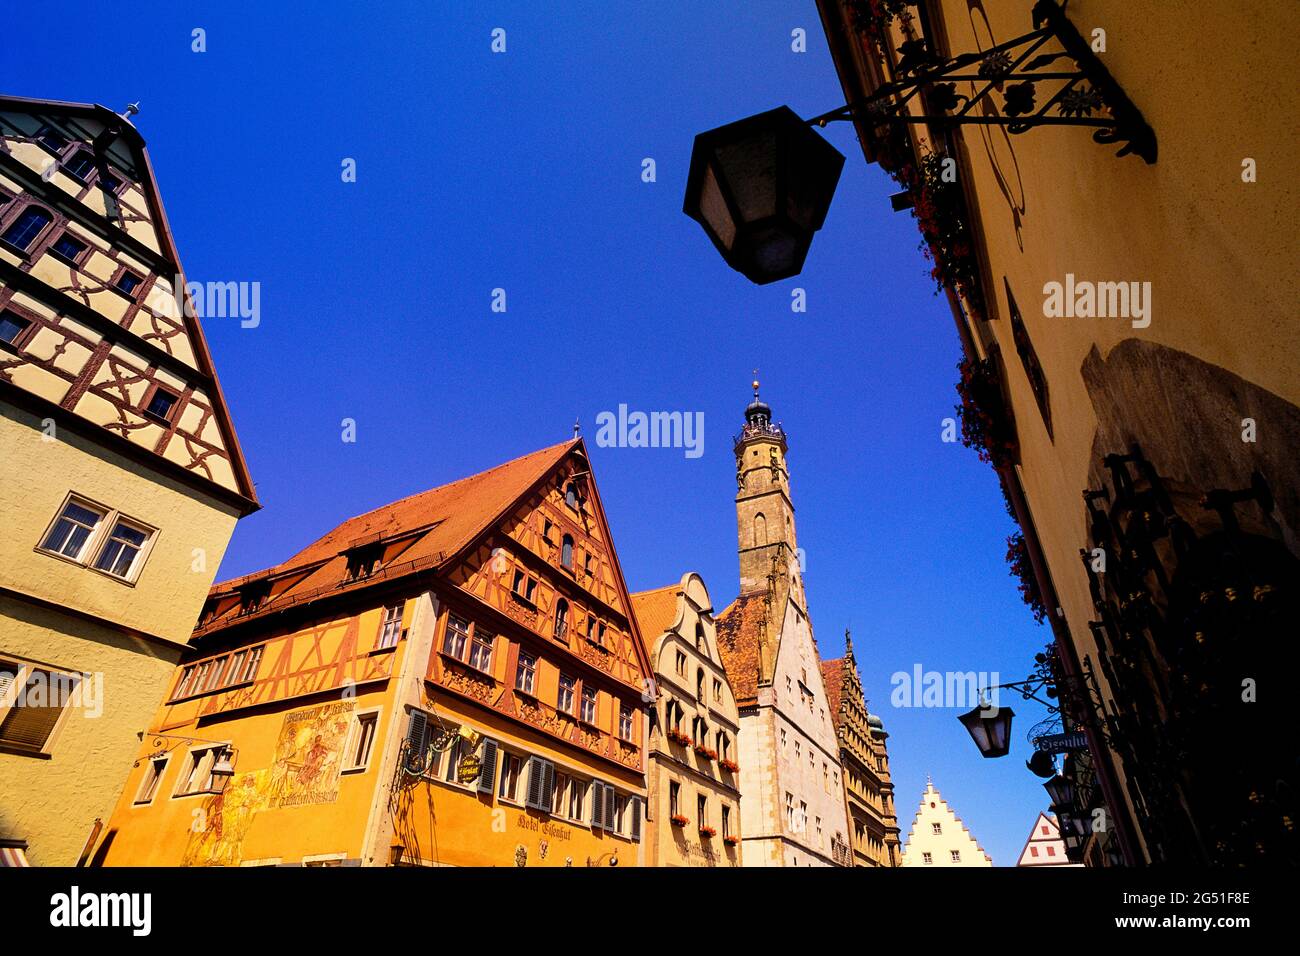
(629, 583, 682, 645)
(715, 591, 767, 705)
(0, 93, 258, 511)
(196, 439, 577, 636)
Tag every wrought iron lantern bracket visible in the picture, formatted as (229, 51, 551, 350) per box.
(809, 0, 1155, 163)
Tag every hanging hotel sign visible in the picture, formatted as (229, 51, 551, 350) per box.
(456, 754, 483, 784)
(1033, 732, 1089, 754)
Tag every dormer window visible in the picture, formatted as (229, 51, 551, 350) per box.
(345, 542, 384, 581)
(238, 581, 270, 614)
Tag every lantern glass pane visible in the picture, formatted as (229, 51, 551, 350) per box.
(715, 133, 778, 223)
(699, 163, 737, 251)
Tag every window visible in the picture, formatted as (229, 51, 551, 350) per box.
(675, 651, 686, 676)
(0, 661, 80, 754)
(553, 773, 585, 820)
(36, 126, 69, 154)
(557, 673, 575, 715)
(2, 207, 52, 252)
(498, 752, 523, 802)
(553, 599, 568, 641)
(241, 646, 264, 683)
(716, 731, 729, 761)
(564, 482, 579, 510)
(0, 310, 31, 346)
(785, 792, 795, 829)
(442, 612, 469, 659)
(144, 387, 178, 422)
(695, 622, 705, 650)
(722, 805, 732, 840)
(50, 233, 87, 264)
(1006, 278, 1053, 439)
(922, 852, 933, 865)
(619, 704, 633, 741)
(64, 150, 97, 182)
(135, 756, 168, 804)
(100, 172, 123, 194)
(93, 518, 149, 579)
(951, 850, 962, 863)
(560, 534, 574, 569)
(39, 498, 104, 561)
(669, 781, 680, 817)
(713, 678, 722, 701)
(584, 552, 593, 577)
(376, 604, 402, 649)
(468, 627, 493, 672)
(696, 668, 705, 702)
(344, 541, 384, 580)
(1030, 846, 1039, 858)
(515, 651, 536, 695)
(580, 685, 597, 724)
(114, 270, 143, 296)
(933, 822, 942, 834)
(344, 713, 377, 771)
(697, 794, 708, 827)
(175, 745, 231, 796)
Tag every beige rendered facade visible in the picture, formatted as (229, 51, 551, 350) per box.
(815, 0, 1299, 865)
(716, 386, 851, 866)
(901, 781, 992, 867)
(632, 573, 742, 866)
(0, 96, 257, 865)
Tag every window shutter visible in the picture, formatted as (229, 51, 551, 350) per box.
(525, 756, 545, 810)
(478, 739, 498, 794)
(405, 711, 429, 772)
(604, 785, 616, 831)
(0, 698, 63, 750)
(630, 796, 642, 842)
(541, 760, 555, 813)
(590, 782, 605, 829)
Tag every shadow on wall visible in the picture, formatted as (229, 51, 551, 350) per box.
(1083, 339, 1300, 549)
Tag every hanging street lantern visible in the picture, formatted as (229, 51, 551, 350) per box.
(683, 106, 845, 285)
(1044, 773, 1075, 809)
(958, 702, 1015, 758)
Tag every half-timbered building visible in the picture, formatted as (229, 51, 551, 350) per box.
(96, 439, 653, 867)
(0, 95, 258, 866)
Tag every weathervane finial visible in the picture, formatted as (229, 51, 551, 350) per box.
(572, 418, 580, 439)
(752, 369, 760, 401)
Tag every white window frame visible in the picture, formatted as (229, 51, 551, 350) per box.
(376, 604, 403, 650)
(498, 750, 524, 805)
(35, 492, 158, 585)
(342, 708, 380, 773)
(173, 742, 232, 798)
(0, 656, 81, 756)
(515, 651, 537, 695)
(134, 755, 170, 805)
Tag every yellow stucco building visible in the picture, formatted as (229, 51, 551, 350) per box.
(632, 573, 743, 867)
(0, 95, 258, 866)
(96, 439, 654, 867)
(815, 0, 1299, 865)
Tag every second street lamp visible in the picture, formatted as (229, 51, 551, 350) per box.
(957, 701, 1015, 758)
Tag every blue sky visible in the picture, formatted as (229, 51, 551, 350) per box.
(8, 1, 1055, 865)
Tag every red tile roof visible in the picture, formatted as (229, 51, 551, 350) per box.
(196, 439, 578, 635)
(714, 592, 768, 705)
(629, 584, 682, 647)
(821, 657, 847, 730)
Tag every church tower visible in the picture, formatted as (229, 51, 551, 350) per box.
(734, 379, 804, 622)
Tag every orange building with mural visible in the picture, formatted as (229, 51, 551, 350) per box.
(94, 439, 653, 867)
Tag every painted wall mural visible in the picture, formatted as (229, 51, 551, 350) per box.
(180, 701, 355, 866)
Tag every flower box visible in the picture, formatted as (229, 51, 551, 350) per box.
(718, 758, 739, 774)
(698, 825, 717, 839)
(723, 835, 740, 847)
(670, 814, 690, 828)
(693, 744, 717, 760)
(667, 729, 691, 747)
